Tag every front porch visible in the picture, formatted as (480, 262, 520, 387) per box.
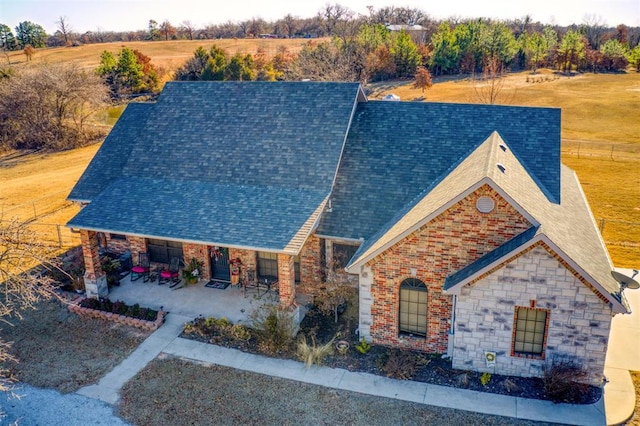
(107, 273, 291, 323)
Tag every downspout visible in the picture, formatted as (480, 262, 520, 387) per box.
(447, 294, 456, 358)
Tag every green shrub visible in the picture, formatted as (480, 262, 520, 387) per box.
(480, 372, 492, 387)
(355, 337, 371, 354)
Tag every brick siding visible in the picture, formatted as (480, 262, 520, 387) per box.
(366, 185, 531, 353)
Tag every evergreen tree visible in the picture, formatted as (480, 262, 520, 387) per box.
(391, 30, 421, 78)
(15, 21, 47, 48)
(0, 24, 18, 51)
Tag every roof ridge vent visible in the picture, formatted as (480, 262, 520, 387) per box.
(497, 163, 506, 173)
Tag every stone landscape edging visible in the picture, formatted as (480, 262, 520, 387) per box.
(68, 297, 166, 332)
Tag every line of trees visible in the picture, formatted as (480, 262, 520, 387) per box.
(0, 64, 108, 150)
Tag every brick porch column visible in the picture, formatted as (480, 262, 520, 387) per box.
(80, 229, 107, 298)
(183, 243, 210, 280)
(277, 253, 296, 307)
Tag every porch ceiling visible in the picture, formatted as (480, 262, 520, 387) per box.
(67, 177, 327, 253)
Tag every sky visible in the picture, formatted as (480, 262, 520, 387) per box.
(1, 0, 639, 34)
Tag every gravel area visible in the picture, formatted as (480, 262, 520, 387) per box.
(1, 384, 129, 426)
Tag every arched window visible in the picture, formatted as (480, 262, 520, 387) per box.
(399, 278, 427, 336)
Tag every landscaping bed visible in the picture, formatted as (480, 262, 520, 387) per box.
(181, 297, 601, 405)
(69, 297, 166, 332)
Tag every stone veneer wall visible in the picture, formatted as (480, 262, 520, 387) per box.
(452, 245, 612, 386)
(183, 243, 210, 281)
(365, 185, 531, 353)
(80, 230, 107, 298)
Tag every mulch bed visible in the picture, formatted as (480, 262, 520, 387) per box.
(181, 302, 601, 405)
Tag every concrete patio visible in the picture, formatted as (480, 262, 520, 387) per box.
(106, 273, 276, 324)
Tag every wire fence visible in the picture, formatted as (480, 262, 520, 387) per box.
(562, 140, 640, 161)
(1, 190, 75, 222)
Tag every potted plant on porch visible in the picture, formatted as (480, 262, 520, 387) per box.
(182, 257, 204, 285)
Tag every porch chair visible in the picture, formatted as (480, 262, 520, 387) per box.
(131, 252, 150, 282)
(243, 267, 258, 298)
(159, 257, 181, 286)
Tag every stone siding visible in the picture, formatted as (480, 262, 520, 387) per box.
(452, 245, 611, 386)
(365, 185, 531, 353)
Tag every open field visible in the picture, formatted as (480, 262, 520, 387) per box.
(0, 145, 100, 247)
(370, 69, 640, 144)
(4, 38, 318, 81)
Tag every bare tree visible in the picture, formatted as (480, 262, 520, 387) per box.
(56, 16, 73, 45)
(159, 20, 176, 41)
(0, 63, 109, 150)
(0, 216, 60, 391)
(180, 20, 196, 40)
(472, 55, 513, 104)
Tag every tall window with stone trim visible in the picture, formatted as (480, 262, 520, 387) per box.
(399, 278, 427, 336)
(513, 307, 548, 356)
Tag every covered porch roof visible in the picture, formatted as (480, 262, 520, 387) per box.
(67, 177, 328, 254)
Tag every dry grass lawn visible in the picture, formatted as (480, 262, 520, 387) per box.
(5, 38, 318, 82)
(628, 371, 640, 425)
(370, 70, 640, 145)
(0, 297, 149, 393)
(118, 355, 555, 426)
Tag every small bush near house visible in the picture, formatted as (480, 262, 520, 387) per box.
(249, 304, 296, 354)
(542, 360, 591, 403)
(382, 349, 431, 380)
(296, 336, 334, 367)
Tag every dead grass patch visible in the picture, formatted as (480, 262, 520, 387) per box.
(627, 371, 640, 425)
(0, 297, 149, 393)
(118, 355, 552, 426)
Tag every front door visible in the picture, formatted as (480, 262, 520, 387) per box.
(210, 246, 230, 282)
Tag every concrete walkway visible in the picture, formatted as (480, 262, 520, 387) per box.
(77, 313, 192, 404)
(603, 267, 640, 425)
(69, 267, 638, 425)
(74, 313, 606, 426)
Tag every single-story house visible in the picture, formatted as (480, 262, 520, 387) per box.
(67, 81, 630, 385)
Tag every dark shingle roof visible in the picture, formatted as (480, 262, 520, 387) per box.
(67, 178, 327, 251)
(317, 101, 560, 240)
(444, 227, 539, 290)
(68, 103, 153, 202)
(67, 81, 362, 251)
